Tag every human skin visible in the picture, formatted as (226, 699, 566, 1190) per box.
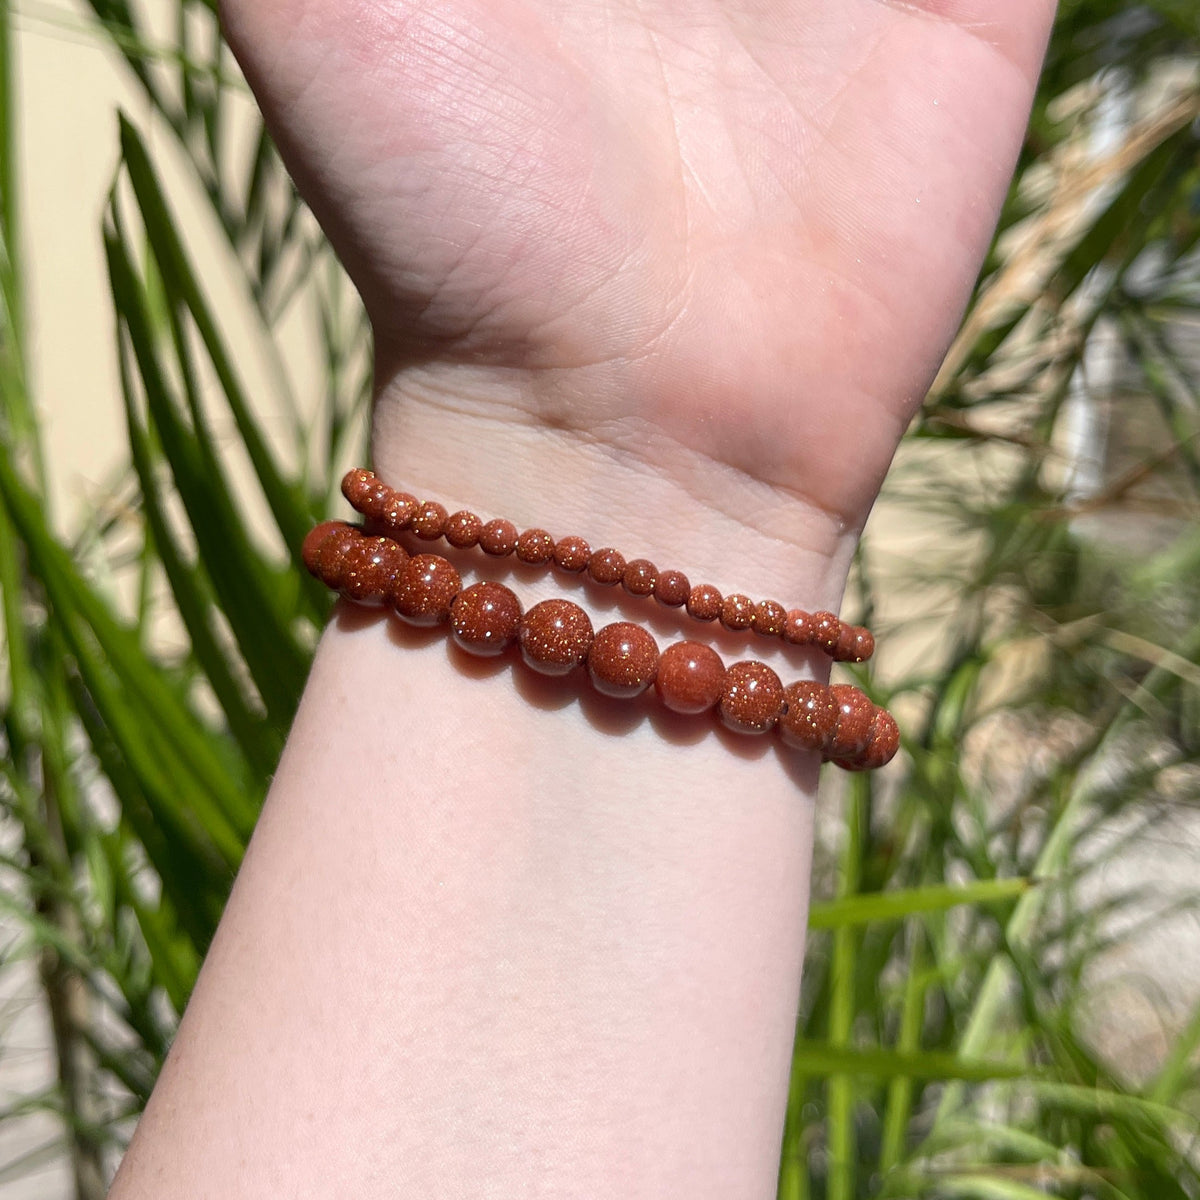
(109, 2, 1056, 1196)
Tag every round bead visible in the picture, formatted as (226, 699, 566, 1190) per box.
(479, 518, 518, 557)
(412, 500, 449, 540)
(720, 593, 756, 632)
(719, 660, 786, 734)
(341, 535, 407, 606)
(553, 535, 592, 573)
(622, 558, 658, 597)
(444, 510, 483, 548)
(654, 641, 726, 715)
(783, 610, 813, 645)
(379, 491, 419, 531)
(587, 623, 660, 698)
(827, 683, 875, 758)
(313, 524, 361, 591)
(588, 547, 626, 586)
(516, 528, 556, 565)
(778, 680, 838, 752)
(754, 600, 787, 638)
(391, 553, 461, 626)
(851, 627, 875, 663)
(519, 599, 594, 675)
(449, 582, 523, 656)
(832, 622, 860, 662)
(810, 611, 841, 655)
(686, 584, 723, 622)
(860, 709, 900, 769)
(654, 569, 690, 608)
(340, 468, 375, 509)
(302, 520, 344, 576)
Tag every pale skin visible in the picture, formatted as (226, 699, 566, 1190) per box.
(110, 2, 1056, 1196)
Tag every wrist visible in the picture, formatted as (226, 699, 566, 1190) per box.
(370, 361, 860, 621)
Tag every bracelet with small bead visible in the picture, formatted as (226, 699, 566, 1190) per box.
(338, 468, 876, 664)
(302, 519, 899, 772)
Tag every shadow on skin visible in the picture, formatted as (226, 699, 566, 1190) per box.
(331, 590, 824, 794)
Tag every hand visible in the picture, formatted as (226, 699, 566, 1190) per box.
(222, 0, 1054, 590)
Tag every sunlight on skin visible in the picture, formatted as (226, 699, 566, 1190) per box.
(110, 3, 1057, 1196)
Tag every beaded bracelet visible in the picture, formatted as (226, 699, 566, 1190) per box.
(339, 469, 875, 664)
(303, 519, 899, 772)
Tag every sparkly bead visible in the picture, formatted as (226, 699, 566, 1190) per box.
(622, 558, 658, 597)
(860, 709, 900, 769)
(811, 611, 841, 655)
(379, 491, 419, 532)
(340, 468, 375, 509)
(654, 569, 690, 608)
(832, 622, 859, 662)
(720, 593, 756, 632)
(341, 536, 407, 606)
(851, 627, 875, 663)
(783, 610, 813, 645)
(302, 520, 344, 576)
(516, 528, 556, 565)
(519, 599, 594, 675)
(588, 547, 626, 586)
(654, 641, 725, 715)
(587, 623, 660, 698)
(718, 661, 786, 734)
(313, 524, 361, 591)
(412, 500, 449, 540)
(479, 518, 518, 557)
(686, 584, 723, 622)
(449, 582, 523, 657)
(444, 510, 483, 548)
(553, 535, 591, 573)
(754, 600, 786, 638)
(391, 554, 461, 626)
(827, 683, 875, 758)
(359, 480, 393, 522)
(778, 680, 838, 753)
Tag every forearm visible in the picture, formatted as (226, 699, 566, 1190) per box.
(110, 397, 851, 1198)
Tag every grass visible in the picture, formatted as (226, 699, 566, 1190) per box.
(1, 1, 1199, 1197)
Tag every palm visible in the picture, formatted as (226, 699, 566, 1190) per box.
(222, 0, 1052, 527)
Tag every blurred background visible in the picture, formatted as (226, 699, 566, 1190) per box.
(1, 1, 1198, 1196)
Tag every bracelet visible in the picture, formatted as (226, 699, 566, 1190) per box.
(302, 519, 899, 772)
(338, 469, 875, 663)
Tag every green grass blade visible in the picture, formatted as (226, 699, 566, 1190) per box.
(809, 878, 1030, 930)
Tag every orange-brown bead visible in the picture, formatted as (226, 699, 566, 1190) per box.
(341, 535, 407, 606)
(827, 683, 875, 758)
(655, 641, 725, 715)
(516, 528, 556, 565)
(810, 611, 841, 655)
(444, 510, 483, 548)
(654, 569, 690, 608)
(719, 661, 786, 734)
(832, 622, 859, 662)
(340, 468, 375, 509)
(687, 584, 723, 622)
(859, 708, 900, 769)
(850, 627, 875, 663)
(313, 523, 361, 591)
(588, 547, 626, 586)
(412, 500, 448, 540)
(783, 610, 813, 645)
(449, 582, 523, 656)
(379, 490, 419, 531)
(391, 554, 461, 626)
(622, 558, 658, 597)
(587, 622, 660, 698)
(553, 535, 591, 573)
(479, 518, 518, 557)
(720, 593, 756, 632)
(519, 599, 594, 676)
(302, 520, 345, 576)
(754, 600, 787, 638)
(778, 680, 838, 753)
